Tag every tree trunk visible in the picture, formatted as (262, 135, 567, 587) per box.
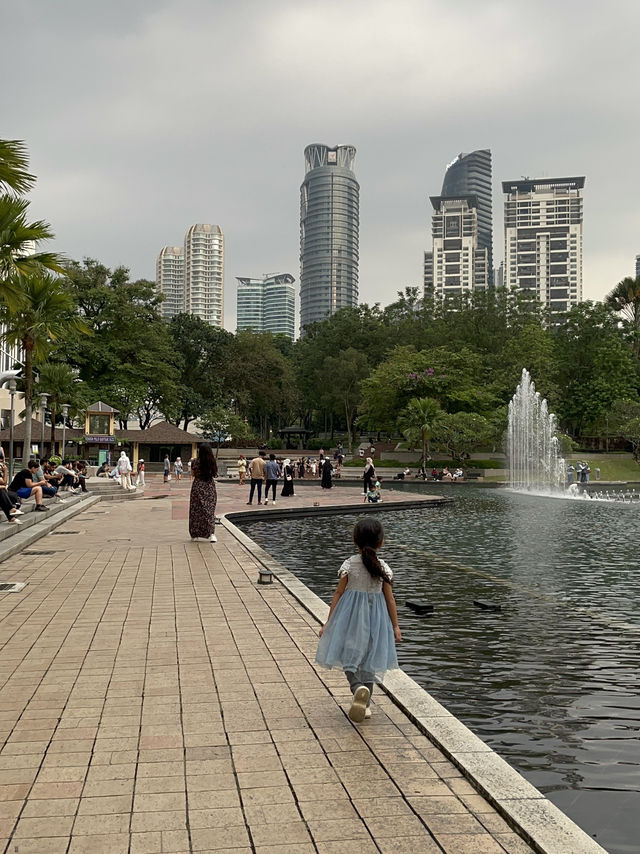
(22, 345, 33, 465)
(345, 402, 353, 454)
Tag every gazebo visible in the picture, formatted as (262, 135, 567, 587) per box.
(278, 426, 313, 450)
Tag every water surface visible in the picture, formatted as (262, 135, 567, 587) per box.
(240, 485, 640, 854)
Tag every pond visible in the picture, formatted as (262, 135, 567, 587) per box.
(239, 484, 640, 854)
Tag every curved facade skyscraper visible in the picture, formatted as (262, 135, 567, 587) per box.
(441, 149, 492, 280)
(299, 144, 359, 331)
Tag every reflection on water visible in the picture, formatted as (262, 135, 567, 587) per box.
(240, 485, 640, 854)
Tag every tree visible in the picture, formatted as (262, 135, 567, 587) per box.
(606, 276, 640, 356)
(197, 406, 253, 459)
(322, 349, 370, 452)
(61, 259, 180, 427)
(0, 273, 89, 463)
(398, 397, 443, 464)
(553, 302, 638, 436)
(167, 313, 234, 430)
(431, 412, 492, 461)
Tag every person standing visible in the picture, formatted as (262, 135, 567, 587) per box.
(237, 454, 247, 485)
(247, 451, 267, 505)
(281, 458, 294, 497)
(189, 444, 218, 542)
(136, 458, 145, 487)
(117, 451, 133, 490)
(321, 458, 333, 489)
(264, 454, 281, 505)
(163, 454, 170, 483)
(174, 457, 183, 481)
(363, 457, 376, 494)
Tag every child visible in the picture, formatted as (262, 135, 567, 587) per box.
(136, 458, 145, 488)
(366, 482, 381, 503)
(315, 518, 401, 722)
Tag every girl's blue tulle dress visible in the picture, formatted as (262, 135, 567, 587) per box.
(315, 554, 398, 681)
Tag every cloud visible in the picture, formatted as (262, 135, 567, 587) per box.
(2, 0, 639, 329)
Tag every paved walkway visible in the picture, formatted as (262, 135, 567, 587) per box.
(0, 480, 534, 854)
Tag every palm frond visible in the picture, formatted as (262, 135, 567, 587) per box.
(0, 139, 36, 195)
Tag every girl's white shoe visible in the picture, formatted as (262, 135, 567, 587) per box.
(348, 686, 370, 722)
(210, 534, 217, 543)
(364, 707, 371, 719)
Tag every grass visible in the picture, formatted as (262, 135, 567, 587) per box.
(483, 454, 640, 483)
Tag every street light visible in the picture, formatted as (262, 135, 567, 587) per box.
(39, 392, 49, 461)
(8, 379, 16, 481)
(61, 404, 69, 460)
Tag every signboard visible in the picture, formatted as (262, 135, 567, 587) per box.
(85, 435, 116, 443)
(327, 150, 337, 164)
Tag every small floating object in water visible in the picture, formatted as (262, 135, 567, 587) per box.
(473, 599, 501, 612)
(406, 600, 434, 615)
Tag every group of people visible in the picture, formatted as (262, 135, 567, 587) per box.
(240, 452, 297, 505)
(568, 461, 592, 484)
(237, 451, 341, 488)
(0, 454, 88, 521)
(97, 451, 144, 490)
(430, 466, 464, 481)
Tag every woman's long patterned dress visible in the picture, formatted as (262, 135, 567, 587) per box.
(189, 461, 217, 538)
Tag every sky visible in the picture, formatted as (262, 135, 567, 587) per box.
(2, 0, 639, 330)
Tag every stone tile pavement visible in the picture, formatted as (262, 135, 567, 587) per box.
(0, 482, 535, 853)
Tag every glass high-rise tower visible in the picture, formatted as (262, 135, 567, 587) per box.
(441, 149, 493, 281)
(299, 144, 359, 332)
(236, 273, 296, 340)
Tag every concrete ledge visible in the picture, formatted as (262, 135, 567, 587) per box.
(221, 513, 608, 854)
(226, 495, 449, 525)
(0, 494, 100, 567)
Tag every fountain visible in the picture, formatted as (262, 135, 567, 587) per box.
(508, 368, 565, 493)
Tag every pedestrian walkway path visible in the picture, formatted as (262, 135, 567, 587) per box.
(0, 482, 596, 853)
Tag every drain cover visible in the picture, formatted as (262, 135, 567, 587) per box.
(0, 582, 26, 592)
(51, 530, 84, 535)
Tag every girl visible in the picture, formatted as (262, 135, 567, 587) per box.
(174, 456, 183, 481)
(316, 518, 401, 722)
(136, 458, 145, 488)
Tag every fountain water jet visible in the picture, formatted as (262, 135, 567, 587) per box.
(508, 368, 565, 493)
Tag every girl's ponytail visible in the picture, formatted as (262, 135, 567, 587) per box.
(354, 518, 391, 584)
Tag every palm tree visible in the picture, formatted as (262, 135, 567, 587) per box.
(0, 272, 89, 463)
(37, 362, 81, 452)
(606, 276, 640, 355)
(0, 139, 36, 195)
(399, 397, 443, 467)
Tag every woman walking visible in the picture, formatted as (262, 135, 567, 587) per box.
(163, 454, 170, 483)
(174, 457, 183, 481)
(281, 458, 294, 497)
(117, 451, 133, 490)
(237, 454, 247, 485)
(189, 444, 218, 543)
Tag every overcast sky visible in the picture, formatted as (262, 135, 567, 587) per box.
(3, 0, 639, 329)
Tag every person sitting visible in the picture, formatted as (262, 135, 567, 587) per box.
(9, 461, 49, 512)
(54, 460, 80, 492)
(366, 483, 381, 503)
(441, 467, 453, 481)
(453, 467, 464, 480)
(96, 461, 110, 477)
(403, 467, 411, 478)
(0, 460, 23, 523)
(75, 460, 89, 492)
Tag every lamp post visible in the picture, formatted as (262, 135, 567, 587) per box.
(8, 379, 16, 481)
(39, 392, 49, 462)
(61, 404, 69, 460)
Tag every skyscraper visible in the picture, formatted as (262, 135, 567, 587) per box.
(299, 144, 359, 332)
(184, 224, 224, 327)
(635, 255, 640, 279)
(441, 150, 493, 280)
(236, 273, 296, 339)
(156, 246, 185, 319)
(503, 177, 585, 312)
(424, 195, 489, 296)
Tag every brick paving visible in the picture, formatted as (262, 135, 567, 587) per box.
(0, 479, 534, 853)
